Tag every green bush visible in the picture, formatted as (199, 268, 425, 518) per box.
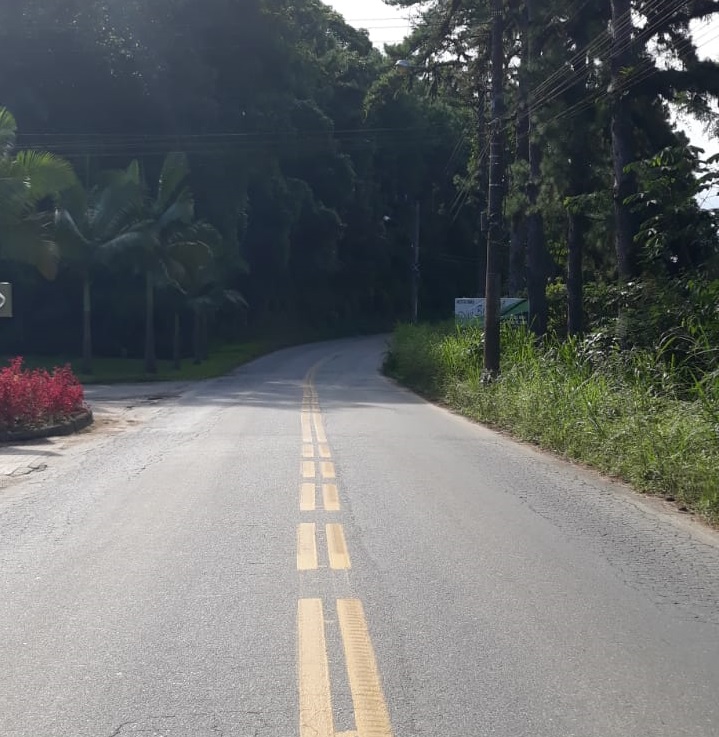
(385, 322, 719, 524)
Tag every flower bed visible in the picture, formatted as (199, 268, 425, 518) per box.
(0, 357, 86, 432)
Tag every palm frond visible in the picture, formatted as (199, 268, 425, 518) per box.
(167, 221, 222, 250)
(11, 150, 78, 203)
(89, 178, 144, 241)
(126, 159, 142, 184)
(54, 208, 92, 261)
(58, 183, 89, 224)
(156, 152, 190, 213)
(189, 286, 247, 312)
(221, 288, 248, 308)
(167, 240, 214, 271)
(0, 173, 31, 223)
(0, 107, 17, 152)
(156, 190, 195, 231)
(96, 228, 154, 263)
(0, 219, 60, 280)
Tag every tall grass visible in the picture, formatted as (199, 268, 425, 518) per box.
(385, 322, 719, 524)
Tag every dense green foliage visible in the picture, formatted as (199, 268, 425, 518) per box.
(386, 0, 719, 342)
(386, 322, 719, 523)
(0, 1, 479, 364)
(1, 0, 718, 389)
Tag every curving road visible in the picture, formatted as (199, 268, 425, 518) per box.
(1, 336, 718, 737)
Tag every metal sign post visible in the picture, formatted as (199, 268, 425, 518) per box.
(0, 283, 13, 318)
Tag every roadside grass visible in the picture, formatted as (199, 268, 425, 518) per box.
(385, 322, 719, 525)
(1, 340, 271, 384)
(2, 320, 391, 386)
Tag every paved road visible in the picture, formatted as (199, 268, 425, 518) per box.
(1, 336, 718, 737)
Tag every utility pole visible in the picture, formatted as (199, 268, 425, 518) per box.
(411, 199, 420, 324)
(525, 0, 548, 336)
(483, 0, 504, 375)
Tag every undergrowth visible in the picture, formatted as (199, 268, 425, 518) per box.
(384, 322, 719, 524)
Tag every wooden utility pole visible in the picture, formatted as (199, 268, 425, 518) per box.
(411, 199, 420, 324)
(483, 0, 504, 375)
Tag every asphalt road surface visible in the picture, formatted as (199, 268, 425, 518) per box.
(1, 336, 718, 737)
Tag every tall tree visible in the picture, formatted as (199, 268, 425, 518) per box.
(55, 171, 143, 372)
(0, 107, 77, 279)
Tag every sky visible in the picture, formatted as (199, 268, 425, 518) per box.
(325, 0, 413, 48)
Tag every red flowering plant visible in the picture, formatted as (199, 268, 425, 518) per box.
(0, 357, 85, 431)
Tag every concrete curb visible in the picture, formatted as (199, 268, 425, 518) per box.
(0, 408, 94, 444)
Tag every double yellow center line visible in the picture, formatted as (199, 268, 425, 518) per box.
(297, 367, 394, 737)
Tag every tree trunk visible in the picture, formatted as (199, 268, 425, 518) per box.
(201, 313, 210, 361)
(610, 0, 638, 284)
(193, 310, 202, 364)
(475, 87, 489, 296)
(81, 274, 92, 374)
(526, 140, 548, 336)
(567, 211, 584, 335)
(508, 218, 526, 297)
(509, 63, 528, 297)
(411, 200, 420, 324)
(525, 0, 548, 336)
(565, 18, 590, 337)
(173, 312, 181, 370)
(144, 269, 157, 374)
(483, 0, 505, 376)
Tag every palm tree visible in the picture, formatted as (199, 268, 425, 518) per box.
(100, 153, 213, 373)
(178, 224, 247, 365)
(0, 107, 77, 279)
(158, 221, 227, 369)
(54, 167, 144, 373)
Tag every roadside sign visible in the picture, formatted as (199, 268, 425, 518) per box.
(0, 283, 12, 318)
(455, 297, 528, 323)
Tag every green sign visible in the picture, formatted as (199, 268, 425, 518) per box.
(455, 297, 529, 324)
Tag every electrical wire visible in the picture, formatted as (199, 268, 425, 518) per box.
(529, 0, 688, 111)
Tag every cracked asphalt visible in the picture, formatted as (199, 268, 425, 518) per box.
(1, 336, 718, 737)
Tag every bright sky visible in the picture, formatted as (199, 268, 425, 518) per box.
(326, 0, 413, 48)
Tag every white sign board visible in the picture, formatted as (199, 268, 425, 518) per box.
(0, 282, 12, 318)
(455, 297, 528, 322)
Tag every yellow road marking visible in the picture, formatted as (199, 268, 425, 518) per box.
(300, 483, 316, 512)
(297, 524, 318, 570)
(301, 415, 312, 443)
(327, 524, 351, 570)
(302, 461, 316, 479)
(303, 444, 315, 459)
(322, 484, 340, 512)
(313, 412, 328, 444)
(298, 599, 335, 737)
(321, 461, 336, 480)
(337, 599, 393, 737)
(319, 444, 332, 459)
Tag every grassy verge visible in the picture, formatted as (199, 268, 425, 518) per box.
(2, 321, 391, 385)
(2, 341, 272, 384)
(384, 322, 719, 525)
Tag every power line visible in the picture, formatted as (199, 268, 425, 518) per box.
(539, 24, 719, 132)
(529, 0, 684, 110)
